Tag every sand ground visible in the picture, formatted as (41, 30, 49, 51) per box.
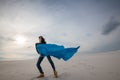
(0, 51, 120, 80)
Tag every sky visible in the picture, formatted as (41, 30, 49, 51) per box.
(0, 0, 120, 60)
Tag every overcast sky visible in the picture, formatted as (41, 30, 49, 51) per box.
(0, 0, 120, 59)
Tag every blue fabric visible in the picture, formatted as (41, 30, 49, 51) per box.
(35, 43, 80, 61)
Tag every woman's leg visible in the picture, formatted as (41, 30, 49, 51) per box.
(47, 56, 56, 71)
(36, 56, 44, 74)
(47, 56, 58, 78)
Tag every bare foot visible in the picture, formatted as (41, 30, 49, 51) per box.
(54, 71, 58, 78)
(36, 73, 44, 78)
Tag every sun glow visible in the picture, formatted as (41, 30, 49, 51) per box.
(15, 35, 26, 44)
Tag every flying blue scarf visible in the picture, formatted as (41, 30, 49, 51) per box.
(35, 43, 80, 61)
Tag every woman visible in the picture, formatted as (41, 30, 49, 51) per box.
(36, 36, 58, 78)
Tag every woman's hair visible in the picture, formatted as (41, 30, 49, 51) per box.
(39, 36, 46, 44)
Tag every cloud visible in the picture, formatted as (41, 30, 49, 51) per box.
(0, 0, 120, 59)
(102, 17, 120, 35)
(0, 35, 15, 50)
(92, 41, 120, 53)
(0, 35, 15, 42)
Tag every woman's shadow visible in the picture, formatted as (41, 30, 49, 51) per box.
(30, 72, 70, 80)
(31, 77, 48, 80)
